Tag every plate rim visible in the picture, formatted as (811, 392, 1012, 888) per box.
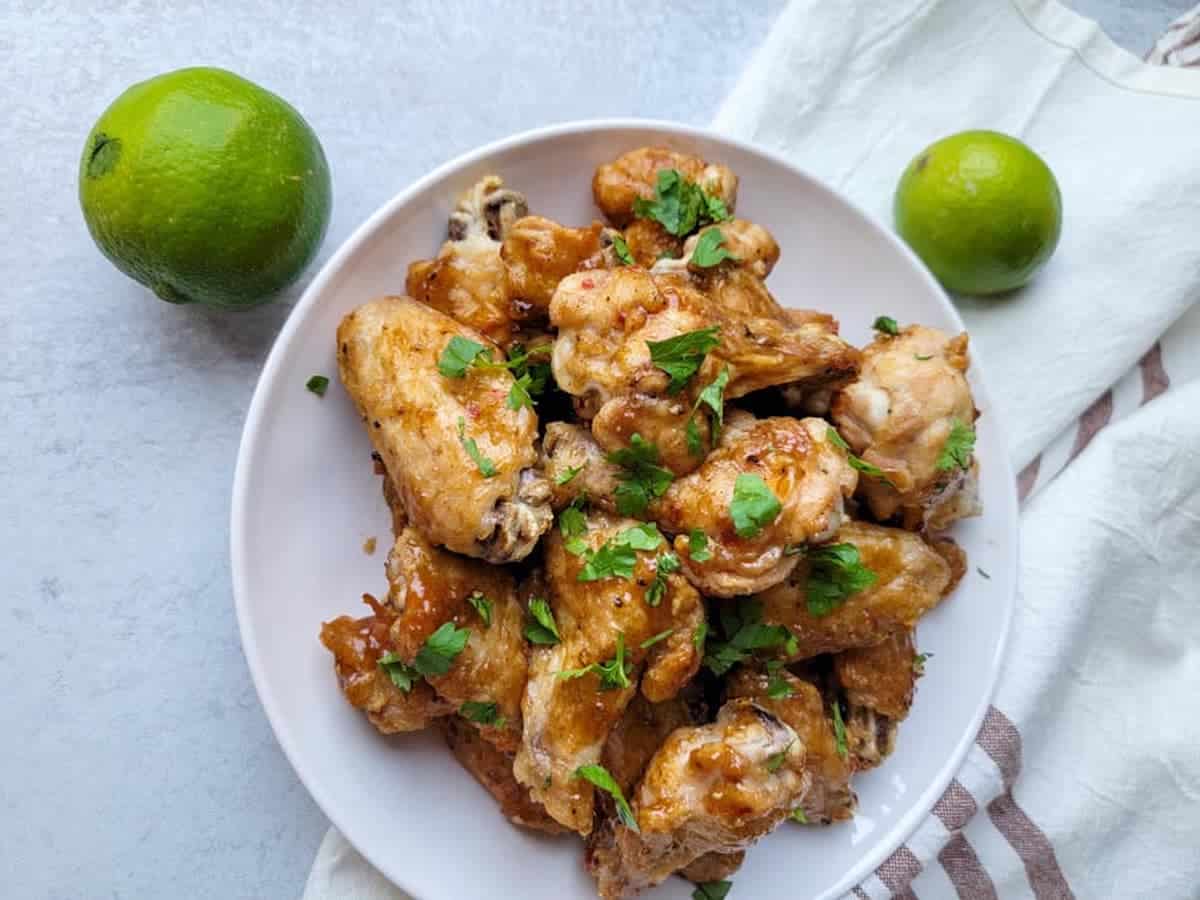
(230, 117, 1017, 900)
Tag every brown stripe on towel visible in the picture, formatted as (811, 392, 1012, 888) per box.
(1067, 389, 1112, 463)
(1139, 342, 1170, 405)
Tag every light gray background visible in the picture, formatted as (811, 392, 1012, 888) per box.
(0, 2, 1188, 898)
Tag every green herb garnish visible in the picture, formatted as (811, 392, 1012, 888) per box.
(803, 543, 877, 617)
(460, 700, 506, 728)
(631, 168, 729, 237)
(524, 597, 560, 645)
(467, 593, 492, 628)
(936, 419, 976, 471)
(644, 551, 681, 607)
(688, 529, 712, 562)
(555, 465, 583, 486)
(872, 316, 900, 336)
(729, 473, 781, 538)
(413, 622, 471, 677)
(378, 652, 420, 693)
(686, 366, 730, 455)
(456, 417, 498, 478)
(608, 434, 674, 517)
(306, 375, 330, 396)
(832, 700, 848, 759)
(612, 233, 634, 266)
(575, 764, 639, 831)
(646, 327, 721, 395)
(558, 632, 633, 691)
(640, 628, 676, 650)
(690, 228, 737, 268)
(692, 881, 732, 900)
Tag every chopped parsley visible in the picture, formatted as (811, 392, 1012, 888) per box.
(437, 336, 489, 377)
(765, 661, 794, 699)
(378, 652, 420, 693)
(460, 700, 506, 728)
(611, 233, 634, 266)
(608, 435, 674, 517)
(831, 700, 848, 759)
(688, 529, 712, 562)
(686, 366, 730, 455)
(915, 353, 934, 361)
(872, 315, 900, 336)
(690, 228, 737, 268)
(413, 622, 471, 677)
(467, 593, 492, 628)
(577, 523, 664, 582)
(692, 621, 709, 651)
(438, 337, 551, 410)
(575, 764, 638, 831)
(702, 599, 797, 675)
(456, 417, 498, 478)
(555, 465, 583, 486)
(631, 168, 730, 237)
(558, 496, 589, 556)
(640, 628, 676, 650)
(646, 327, 721, 395)
(524, 597, 560, 645)
(692, 881, 732, 900)
(730, 473, 782, 538)
(790, 808, 809, 824)
(826, 427, 891, 484)
(913, 652, 933, 676)
(305, 375, 330, 396)
(765, 739, 794, 773)
(506, 373, 536, 411)
(803, 543, 877, 617)
(644, 551, 681, 607)
(558, 632, 633, 691)
(937, 419, 976, 471)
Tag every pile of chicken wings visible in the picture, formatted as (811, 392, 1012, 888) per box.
(320, 147, 981, 899)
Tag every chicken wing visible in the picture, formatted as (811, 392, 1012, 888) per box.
(513, 511, 704, 834)
(550, 267, 861, 473)
(650, 219, 780, 281)
(542, 422, 623, 513)
(832, 629, 919, 771)
(657, 411, 857, 598)
(589, 698, 810, 899)
(500, 215, 614, 316)
(592, 146, 738, 228)
(319, 594, 451, 734)
(438, 715, 567, 834)
(831, 324, 981, 530)
(338, 295, 552, 562)
(382, 527, 528, 751)
(725, 667, 855, 824)
(756, 520, 953, 659)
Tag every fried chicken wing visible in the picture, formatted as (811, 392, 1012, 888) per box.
(832, 629, 919, 771)
(592, 147, 738, 227)
(500, 215, 613, 315)
(756, 520, 952, 659)
(319, 595, 451, 734)
(338, 296, 552, 562)
(650, 219, 780, 281)
(439, 715, 567, 834)
(622, 218, 684, 268)
(831, 325, 981, 529)
(542, 422, 623, 512)
(514, 511, 704, 834)
(383, 527, 528, 751)
(589, 698, 809, 899)
(657, 411, 857, 598)
(405, 175, 527, 345)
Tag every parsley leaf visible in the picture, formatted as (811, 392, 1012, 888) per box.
(688, 529, 712, 562)
(631, 168, 728, 237)
(525, 597, 560, 645)
(619, 522, 666, 551)
(645, 551, 681, 607)
(306, 375, 330, 396)
(692, 621, 708, 651)
(507, 373, 536, 411)
(640, 628, 675, 650)
(702, 600, 795, 675)
(457, 417, 497, 478)
(646, 327, 721, 395)
(577, 524, 664, 582)
(831, 700, 848, 759)
(467, 593, 492, 628)
(438, 336, 490, 377)
(575, 764, 639, 831)
(729, 473, 781, 538)
(936, 419, 976, 471)
(612, 233, 634, 266)
(826, 427, 891, 484)
(790, 808, 809, 824)
(690, 228, 737, 268)
(915, 353, 934, 361)
(413, 622, 471, 677)
(692, 881, 732, 900)
(687, 366, 730, 455)
(556, 465, 583, 486)
(913, 652, 933, 676)
(766, 674, 794, 700)
(765, 739, 794, 773)
(559, 496, 588, 542)
(460, 700, 506, 728)
(804, 543, 877, 617)
(608, 434, 674, 517)
(872, 315, 900, 336)
(558, 632, 633, 691)
(378, 652, 420, 693)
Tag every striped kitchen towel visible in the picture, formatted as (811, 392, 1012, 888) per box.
(716, 1, 1200, 897)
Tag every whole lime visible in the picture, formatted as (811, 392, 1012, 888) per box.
(78, 67, 331, 309)
(894, 130, 1061, 296)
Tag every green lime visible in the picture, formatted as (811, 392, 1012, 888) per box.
(78, 67, 331, 309)
(894, 130, 1062, 296)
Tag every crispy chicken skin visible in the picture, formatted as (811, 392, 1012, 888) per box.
(514, 511, 704, 835)
(657, 411, 858, 598)
(726, 667, 855, 824)
(833, 630, 919, 771)
(500, 216, 613, 315)
(651, 219, 780, 281)
(831, 325, 980, 529)
(591, 699, 809, 899)
(319, 595, 451, 734)
(756, 520, 952, 659)
(338, 296, 552, 563)
(592, 147, 738, 228)
(542, 422, 623, 512)
(383, 528, 528, 751)
(438, 716, 567, 834)
(405, 175, 527, 345)
(549, 267, 861, 473)
(622, 218, 684, 268)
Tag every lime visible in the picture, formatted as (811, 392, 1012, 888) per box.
(79, 67, 331, 309)
(894, 130, 1061, 296)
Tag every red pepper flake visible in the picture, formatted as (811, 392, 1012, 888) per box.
(581, 278, 594, 289)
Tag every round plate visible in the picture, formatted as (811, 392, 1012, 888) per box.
(231, 120, 1016, 900)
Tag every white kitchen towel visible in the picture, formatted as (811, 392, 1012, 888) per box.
(304, 2, 1200, 898)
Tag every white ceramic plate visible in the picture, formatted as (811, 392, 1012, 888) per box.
(231, 120, 1017, 900)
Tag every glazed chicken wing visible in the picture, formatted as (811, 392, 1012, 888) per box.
(405, 175, 527, 346)
(542, 422, 623, 512)
(831, 324, 981, 530)
(832, 629, 920, 771)
(592, 146, 738, 228)
(513, 511, 704, 834)
(338, 296, 552, 562)
(500, 215, 614, 316)
(590, 698, 809, 899)
(756, 520, 953, 659)
(382, 527, 528, 751)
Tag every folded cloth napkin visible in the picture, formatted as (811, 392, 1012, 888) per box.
(304, 2, 1200, 897)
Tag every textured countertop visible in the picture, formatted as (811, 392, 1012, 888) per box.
(0, 2, 1188, 898)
